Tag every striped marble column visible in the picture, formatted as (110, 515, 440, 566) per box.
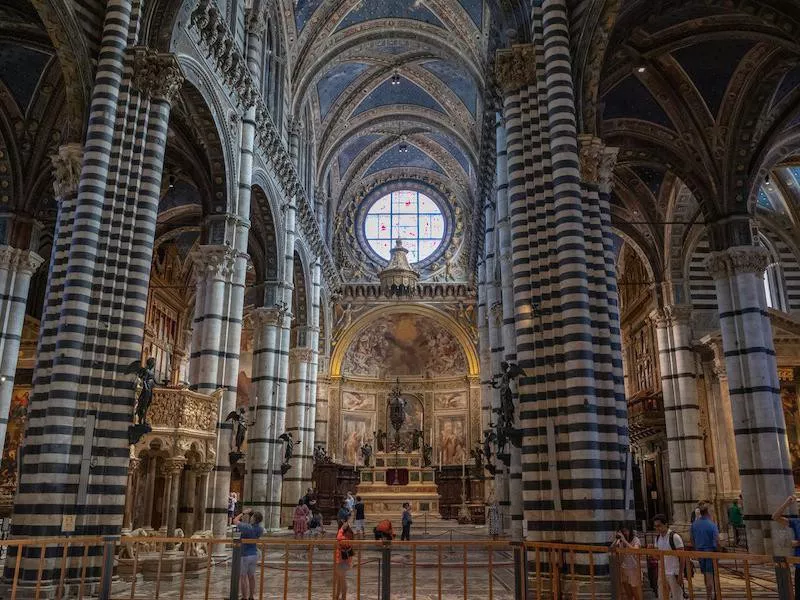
(245, 306, 285, 529)
(0, 247, 43, 449)
(706, 243, 793, 554)
(6, 17, 183, 584)
(189, 244, 244, 538)
(281, 346, 313, 523)
(652, 305, 707, 522)
(496, 2, 631, 556)
(301, 260, 322, 486)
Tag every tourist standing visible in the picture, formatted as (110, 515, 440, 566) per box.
(293, 499, 310, 539)
(353, 495, 366, 538)
(772, 495, 800, 600)
(345, 491, 355, 512)
(333, 522, 354, 600)
(234, 509, 264, 600)
(653, 514, 684, 600)
(690, 504, 719, 599)
(401, 502, 413, 541)
(611, 526, 643, 600)
(728, 498, 744, 546)
(337, 500, 351, 528)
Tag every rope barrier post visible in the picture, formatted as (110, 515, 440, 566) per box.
(98, 535, 118, 600)
(229, 530, 242, 600)
(775, 556, 792, 600)
(380, 540, 391, 600)
(513, 541, 528, 600)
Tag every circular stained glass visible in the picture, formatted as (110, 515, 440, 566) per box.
(363, 191, 446, 264)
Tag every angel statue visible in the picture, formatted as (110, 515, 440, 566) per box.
(375, 429, 387, 452)
(360, 441, 373, 467)
(224, 408, 249, 454)
(134, 357, 157, 425)
(490, 361, 526, 428)
(421, 441, 433, 468)
(471, 444, 485, 478)
(411, 429, 425, 451)
(278, 431, 300, 471)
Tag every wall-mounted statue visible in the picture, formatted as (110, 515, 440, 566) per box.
(313, 445, 332, 464)
(225, 408, 250, 463)
(490, 361, 525, 428)
(422, 441, 433, 468)
(127, 357, 157, 445)
(278, 432, 299, 475)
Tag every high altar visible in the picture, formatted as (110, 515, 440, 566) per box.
(356, 451, 440, 518)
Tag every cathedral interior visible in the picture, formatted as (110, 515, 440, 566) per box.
(1, 0, 800, 595)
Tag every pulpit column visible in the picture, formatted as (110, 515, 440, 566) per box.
(122, 458, 142, 532)
(164, 458, 185, 537)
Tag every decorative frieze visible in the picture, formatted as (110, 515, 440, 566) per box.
(132, 48, 185, 104)
(50, 143, 83, 198)
(705, 246, 770, 279)
(495, 44, 536, 93)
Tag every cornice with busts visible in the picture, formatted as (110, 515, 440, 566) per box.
(132, 47, 185, 104)
(495, 44, 536, 93)
(705, 246, 770, 280)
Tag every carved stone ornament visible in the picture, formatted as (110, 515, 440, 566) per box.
(495, 44, 536, 93)
(192, 462, 215, 474)
(251, 306, 282, 328)
(704, 246, 770, 279)
(147, 388, 218, 432)
(599, 146, 619, 192)
(132, 48, 185, 104)
(161, 458, 186, 476)
(0, 247, 44, 275)
(663, 304, 692, 326)
(191, 244, 239, 281)
(50, 143, 83, 198)
(245, 9, 267, 36)
(578, 135, 605, 185)
(287, 116, 304, 137)
(289, 347, 314, 363)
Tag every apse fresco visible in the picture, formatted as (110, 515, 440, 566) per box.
(342, 391, 376, 411)
(342, 313, 467, 378)
(0, 387, 29, 501)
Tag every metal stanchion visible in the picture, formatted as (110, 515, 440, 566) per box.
(229, 531, 242, 600)
(513, 542, 528, 600)
(98, 535, 118, 600)
(380, 540, 392, 600)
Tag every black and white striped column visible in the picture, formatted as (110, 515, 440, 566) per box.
(0, 247, 43, 448)
(706, 241, 793, 554)
(496, 2, 631, 554)
(281, 345, 313, 521)
(301, 260, 322, 486)
(652, 305, 707, 522)
(245, 306, 285, 530)
(6, 13, 183, 581)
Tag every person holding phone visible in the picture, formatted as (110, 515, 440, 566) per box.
(334, 521, 354, 600)
(611, 526, 643, 600)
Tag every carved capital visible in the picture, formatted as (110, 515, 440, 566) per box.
(599, 146, 618, 192)
(162, 458, 186, 476)
(129, 457, 142, 473)
(289, 346, 314, 363)
(705, 246, 770, 280)
(50, 143, 83, 198)
(648, 308, 669, 330)
(192, 462, 215, 474)
(287, 116, 304, 137)
(0, 247, 44, 275)
(663, 304, 692, 325)
(132, 48, 184, 104)
(252, 306, 282, 328)
(495, 44, 536, 93)
(191, 244, 238, 281)
(245, 9, 267, 35)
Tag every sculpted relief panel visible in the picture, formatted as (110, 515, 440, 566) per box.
(342, 313, 467, 378)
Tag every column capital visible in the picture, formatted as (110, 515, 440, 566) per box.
(245, 8, 267, 35)
(648, 308, 670, 329)
(132, 47, 185, 104)
(251, 306, 283, 327)
(0, 246, 44, 274)
(578, 135, 618, 190)
(289, 346, 314, 363)
(129, 457, 143, 472)
(705, 246, 770, 279)
(191, 244, 238, 280)
(663, 304, 693, 325)
(495, 44, 536, 93)
(50, 143, 83, 198)
(191, 462, 215, 474)
(162, 458, 186, 476)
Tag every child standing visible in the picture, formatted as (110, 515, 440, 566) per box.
(401, 502, 413, 541)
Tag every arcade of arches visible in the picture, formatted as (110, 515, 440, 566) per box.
(1, 0, 800, 589)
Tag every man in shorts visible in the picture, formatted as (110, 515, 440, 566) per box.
(234, 509, 263, 600)
(653, 514, 684, 600)
(353, 495, 366, 538)
(690, 504, 719, 599)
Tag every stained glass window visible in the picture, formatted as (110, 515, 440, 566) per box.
(364, 191, 445, 263)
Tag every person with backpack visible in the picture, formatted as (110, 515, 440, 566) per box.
(690, 504, 719, 599)
(653, 514, 684, 600)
